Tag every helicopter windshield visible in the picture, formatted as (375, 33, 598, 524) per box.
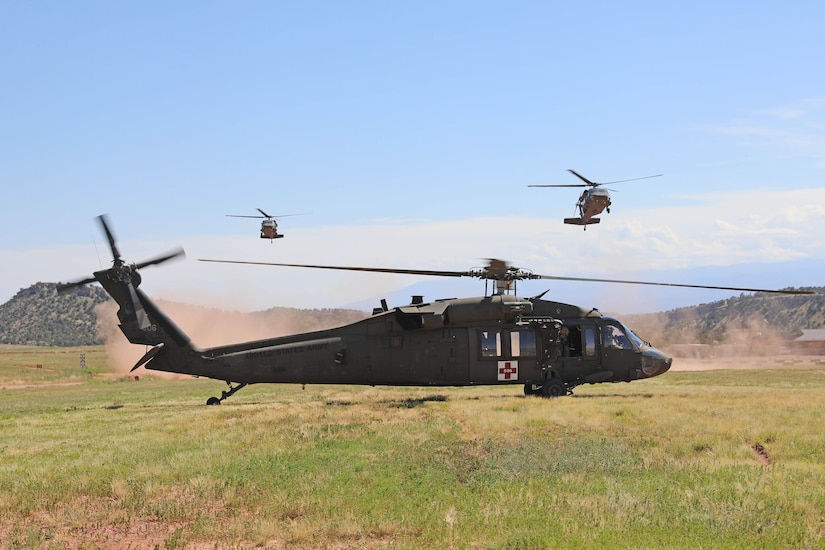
(618, 322, 646, 348)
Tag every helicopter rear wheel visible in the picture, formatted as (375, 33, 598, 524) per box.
(205, 382, 248, 405)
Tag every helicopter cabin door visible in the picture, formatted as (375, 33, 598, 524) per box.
(469, 327, 539, 384)
(549, 322, 603, 383)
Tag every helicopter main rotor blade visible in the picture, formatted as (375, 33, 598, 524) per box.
(528, 184, 588, 188)
(567, 169, 598, 186)
(531, 171, 663, 188)
(227, 212, 311, 218)
(199, 259, 473, 278)
(256, 208, 273, 218)
(97, 214, 121, 261)
(57, 276, 98, 293)
(531, 274, 813, 295)
(267, 213, 313, 218)
(600, 173, 663, 185)
(198, 259, 813, 296)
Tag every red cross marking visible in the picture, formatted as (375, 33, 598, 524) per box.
(498, 361, 517, 380)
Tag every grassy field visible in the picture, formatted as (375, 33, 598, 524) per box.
(1, 346, 824, 549)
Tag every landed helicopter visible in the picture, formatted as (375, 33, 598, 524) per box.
(226, 208, 311, 241)
(58, 216, 812, 405)
(529, 169, 662, 229)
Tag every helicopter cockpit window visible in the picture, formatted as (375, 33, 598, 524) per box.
(511, 331, 536, 357)
(603, 324, 633, 350)
(480, 330, 502, 358)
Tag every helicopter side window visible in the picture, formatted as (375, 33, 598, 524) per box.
(511, 331, 536, 357)
(480, 330, 502, 358)
(584, 327, 596, 357)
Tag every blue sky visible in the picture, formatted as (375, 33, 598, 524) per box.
(2, 1, 823, 314)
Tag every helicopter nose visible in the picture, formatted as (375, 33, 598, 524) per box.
(641, 350, 672, 378)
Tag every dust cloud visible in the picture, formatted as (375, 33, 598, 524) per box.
(620, 307, 816, 372)
(94, 300, 367, 377)
(670, 355, 824, 371)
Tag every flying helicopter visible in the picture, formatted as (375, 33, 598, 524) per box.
(226, 208, 311, 241)
(529, 169, 662, 229)
(57, 216, 813, 405)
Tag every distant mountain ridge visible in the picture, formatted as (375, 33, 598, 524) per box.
(1, 282, 822, 348)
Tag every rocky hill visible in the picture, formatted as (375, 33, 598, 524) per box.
(622, 287, 825, 348)
(0, 283, 110, 346)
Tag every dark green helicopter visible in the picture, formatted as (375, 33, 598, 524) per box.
(60, 216, 812, 404)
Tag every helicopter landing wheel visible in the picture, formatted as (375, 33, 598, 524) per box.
(205, 382, 248, 405)
(523, 383, 541, 396)
(540, 379, 567, 398)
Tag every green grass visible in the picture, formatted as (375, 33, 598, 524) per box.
(0, 345, 109, 387)
(1, 347, 825, 548)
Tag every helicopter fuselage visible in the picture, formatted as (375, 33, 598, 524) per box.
(260, 219, 283, 240)
(128, 291, 671, 397)
(578, 188, 611, 222)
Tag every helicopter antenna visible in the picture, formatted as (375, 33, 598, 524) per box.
(92, 230, 104, 269)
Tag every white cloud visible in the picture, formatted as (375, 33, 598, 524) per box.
(5, 187, 822, 315)
(712, 98, 825, 163)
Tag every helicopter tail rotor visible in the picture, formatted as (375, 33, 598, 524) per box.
(97, 214, 122, 263)
(58, 215, 185, 330)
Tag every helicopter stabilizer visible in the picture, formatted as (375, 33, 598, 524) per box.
(564, 217, 600, 226)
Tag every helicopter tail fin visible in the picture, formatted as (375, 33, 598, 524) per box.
(100, 272, 246, 382)
(89, 271, 203, 373)
(564, 217, 601, 226)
